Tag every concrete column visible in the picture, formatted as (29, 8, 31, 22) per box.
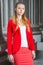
(40, 0, 43, 24)
(39, 0, 40, 25)
(29, 0, 31, 19)
(9, 0, 19, 17)
(9, 0, 14, 17)
(34, 0, 39, 25)
(1, 0, 3, 31)
(16, 0, 19, 2)
(31, 0, 34, 25)
(34, 0, 35, 24)
(3, 0, 8, 29)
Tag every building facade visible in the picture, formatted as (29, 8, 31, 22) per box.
(0, 0, 43, 65)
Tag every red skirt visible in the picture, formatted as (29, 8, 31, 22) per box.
(13, 47, 34, 65)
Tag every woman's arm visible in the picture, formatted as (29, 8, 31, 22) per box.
(28, 18, 36, 50)
(7, 20, 13, 54)
(28, 19, 36, 59)
(7, 20, 15, 63)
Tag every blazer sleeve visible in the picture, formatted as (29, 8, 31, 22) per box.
(7, 20, 13, 54)
(28, 19, 36, 50)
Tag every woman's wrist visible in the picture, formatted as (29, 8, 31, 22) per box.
(32, 50, 35, 52)
(32, 50, 36, 59)
(8, 54, 13, 58)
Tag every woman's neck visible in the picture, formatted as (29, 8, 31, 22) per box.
(16, 15, 25, 26)
(17, 15, 22, 22)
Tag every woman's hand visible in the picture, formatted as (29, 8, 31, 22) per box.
(8, 54, 14, 63)
(32, 51, 36, 59)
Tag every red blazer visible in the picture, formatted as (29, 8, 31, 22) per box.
(7, 19, 36, 54)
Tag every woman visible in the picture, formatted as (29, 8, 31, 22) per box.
(7, 2, 36, 65)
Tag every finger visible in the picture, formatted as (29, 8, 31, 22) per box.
(33, 54, 36, 59)
(11, 58, 14, 63)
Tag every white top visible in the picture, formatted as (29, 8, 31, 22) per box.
(19, 25, 28, 48)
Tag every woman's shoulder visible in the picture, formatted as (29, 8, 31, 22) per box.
(8, 16, 15, 25)
(27, 18, 30, 23)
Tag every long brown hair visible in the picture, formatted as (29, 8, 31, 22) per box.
(10, 2, 30, 31)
